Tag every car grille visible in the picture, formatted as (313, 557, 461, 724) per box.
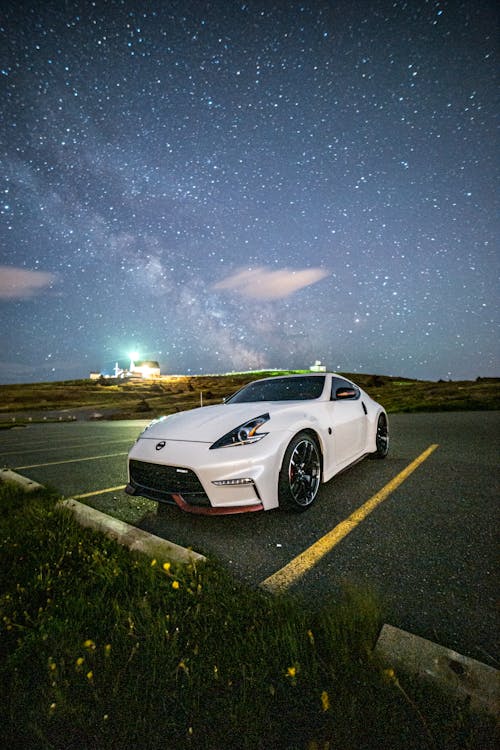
(128, 459, 211, 507)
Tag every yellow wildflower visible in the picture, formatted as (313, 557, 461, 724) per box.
(104, 644, 112, 656)
(75, 657, 84, 667)
(383, 668, 397, 683)
(321, 690, 330, 712)
(151, 558, 157, 567)
(162, 561, 171, 572)
(86, 670, 93, 681)
(83, 639, 96, 650)
(286, 666, 296, 678)
(172, 580, 180, 590)
(177, 660, 189, 674)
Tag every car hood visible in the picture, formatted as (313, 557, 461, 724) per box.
(137, 401, 316, 443)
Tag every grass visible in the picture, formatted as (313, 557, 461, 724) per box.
(0, 482, 497, 749)
(362, 376, 500, 414)
(0, 372, 499, 423)
(0, 372, 303, 420)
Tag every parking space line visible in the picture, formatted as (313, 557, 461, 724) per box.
(0, 437, 133, 458)
(260, 443, 439, 594)
(73, 485, 126, 499)
(14, 453, 127, 470)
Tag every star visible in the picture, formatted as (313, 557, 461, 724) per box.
(0, 0, 498, 382)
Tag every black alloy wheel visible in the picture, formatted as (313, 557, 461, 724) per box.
(279, 432, 321, 512)
(373, 414, 389, 458)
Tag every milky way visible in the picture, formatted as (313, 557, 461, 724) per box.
(1, 1, 498, 383)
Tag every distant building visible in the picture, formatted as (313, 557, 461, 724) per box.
(129, 360, 161, 379)
(310, 360, 326, 372)
(90, 358, 161, 380)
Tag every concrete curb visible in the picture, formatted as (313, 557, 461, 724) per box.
(0, 468, 45, 492)
(374, 623, 499, 718)
(58, 498, 206, 566)
(1, 467, 205, 566)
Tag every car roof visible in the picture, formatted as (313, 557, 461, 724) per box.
(255, 372, 338, 380)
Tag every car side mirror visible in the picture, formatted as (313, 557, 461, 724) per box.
(335, 388, 357, 400)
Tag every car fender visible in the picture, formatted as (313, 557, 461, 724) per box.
(272, 416, 328, 478)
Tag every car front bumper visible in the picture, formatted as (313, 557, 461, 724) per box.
(126, 431, 289, 513)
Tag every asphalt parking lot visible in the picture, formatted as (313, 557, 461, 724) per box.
(1, 411, 498, 667)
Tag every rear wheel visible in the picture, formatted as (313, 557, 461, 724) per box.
(279, 432, 321, 512)
(372, 414, 389, 459)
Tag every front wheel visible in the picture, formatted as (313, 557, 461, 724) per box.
(279, 432, 321, 512)
(372, 414, 389, 459)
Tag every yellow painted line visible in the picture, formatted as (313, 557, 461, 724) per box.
(261, 443, 439, 594)
(73, 485, 126, 500)
(14, 452, 127, 470)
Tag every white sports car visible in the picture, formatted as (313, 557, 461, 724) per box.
(125, 373, 389, 514)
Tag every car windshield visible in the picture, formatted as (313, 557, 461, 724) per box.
(226, 376, 326, 403)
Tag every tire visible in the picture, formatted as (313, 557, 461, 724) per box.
(279, 432, 321, 512)
(372, 414, 389, 459)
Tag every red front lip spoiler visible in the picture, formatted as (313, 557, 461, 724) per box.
(171, 493, 264, 515)
(125, 483, 264, 514)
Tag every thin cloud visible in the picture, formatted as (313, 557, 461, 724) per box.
(213, 266, 329, 300)
(0, 266, 57, 300)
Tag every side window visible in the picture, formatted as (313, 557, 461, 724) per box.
(331, 377, 360, 401)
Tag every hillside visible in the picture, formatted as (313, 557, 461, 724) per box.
(0, 371, 499, 423)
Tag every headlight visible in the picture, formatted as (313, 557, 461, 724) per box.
(210, 413, 270, 449)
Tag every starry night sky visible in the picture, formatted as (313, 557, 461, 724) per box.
(1, 0, 498, 383)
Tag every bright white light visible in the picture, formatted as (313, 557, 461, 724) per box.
(212, 478, 254, 486)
